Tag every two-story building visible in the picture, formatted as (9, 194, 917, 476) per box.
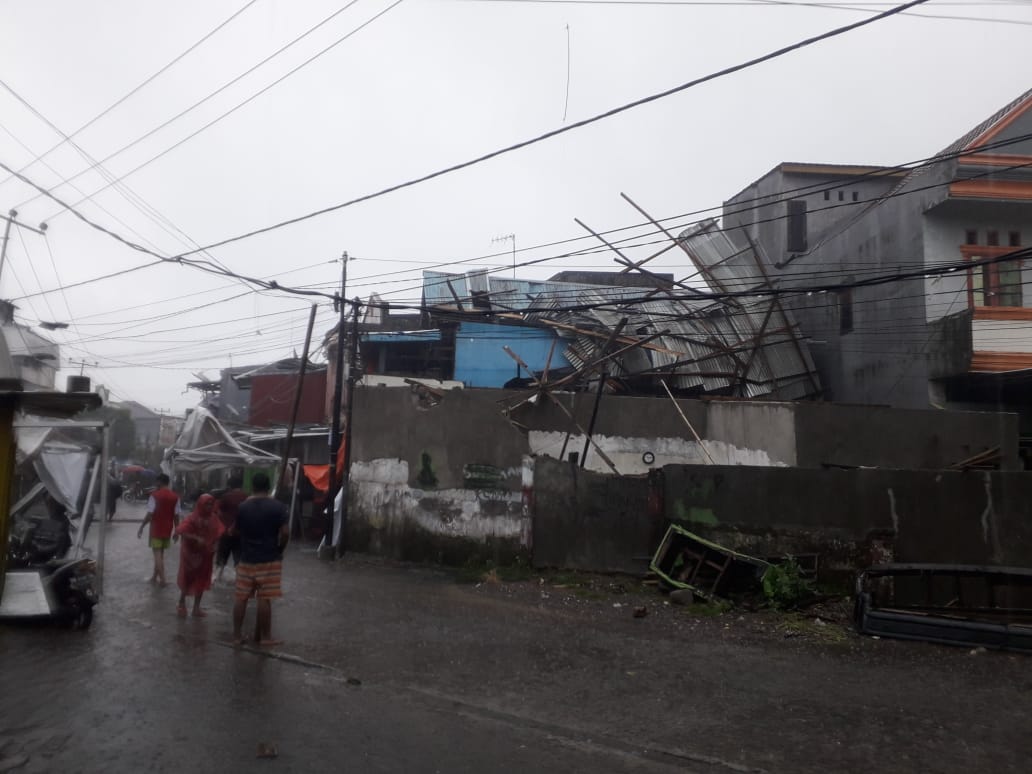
(720, 88, 1032, 426)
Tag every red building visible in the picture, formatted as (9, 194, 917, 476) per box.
(248, 369, 328, 427)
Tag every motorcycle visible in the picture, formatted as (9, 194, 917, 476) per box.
(4, 510, 99, 629)
(122, 481, 156, 505)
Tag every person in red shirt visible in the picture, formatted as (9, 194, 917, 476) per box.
(174, 494, 223, 618)
(136, 473, 182, 586)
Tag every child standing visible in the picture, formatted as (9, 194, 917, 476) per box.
(173, 494, 224, 618)
(136, 473, 181, 586)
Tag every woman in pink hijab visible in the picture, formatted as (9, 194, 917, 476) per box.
(174, 493, 224, 617)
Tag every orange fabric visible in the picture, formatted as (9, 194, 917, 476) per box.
(303, 465, 329, 493)
(303, 439, 346, 492)
(336, 438, 346, 478)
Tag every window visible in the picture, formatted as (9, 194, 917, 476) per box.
(1010, 231, 1022, 247)
(852, 191, 859, 202)
(964, 242, 1023, 308)
(965, 230, 978, 245)
(823, 190, 830, 201)
(837, 191, 844, 202)
(839, 287, 854, 334)
(987, 231, 999, 247)
(786, 200, 807, 253)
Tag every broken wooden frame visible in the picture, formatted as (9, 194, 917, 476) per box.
(650, 523, 771, 601)
(854, 563, 1032, 652)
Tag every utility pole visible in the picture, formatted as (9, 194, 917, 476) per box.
(321, 252, 350, 559)
(336, 297, 361, 558)
(68, 359, 99, 375)
(279, 303, 318, 505)
(0, 209, 46, 288)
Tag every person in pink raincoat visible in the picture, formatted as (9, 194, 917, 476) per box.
(174, 494, 224, 618)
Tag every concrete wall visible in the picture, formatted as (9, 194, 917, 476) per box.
(353, 386, 530, 490)
(722, 168, 901, 269)
(345, 386, 532, 563)
(791, 401, 1020, 471)
(341, 387, 1022, 567)
(707, 402, 797, 466)
(528, 431, 784, 474)
(662, 464, 1032, 580)
(346, 457, 530, 565)
(531, 457, 657, 574)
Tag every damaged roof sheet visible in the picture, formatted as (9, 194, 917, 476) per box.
(422, 227, 820, 399)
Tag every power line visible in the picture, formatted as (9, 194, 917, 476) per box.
(155, 0, 931, 260)
(0, 0, 262, 189)
(31, 0, 407, 222)
(454, 0, 1032, 26)
(7, 125, 1026, 312)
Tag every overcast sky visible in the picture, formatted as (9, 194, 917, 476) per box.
(0, 0, 1029, 413)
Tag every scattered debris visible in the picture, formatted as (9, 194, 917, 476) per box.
(668, 589, 695, 606)
(346, 677, 362, 686)
(854, 563, 1032, 652)
(633, 605, 648, 618)
(949, 446, 1002, 471)
(257, 743, 278, 759)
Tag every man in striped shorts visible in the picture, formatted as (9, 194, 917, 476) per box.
(232, 472, 289, 647)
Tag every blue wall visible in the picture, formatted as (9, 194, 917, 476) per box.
(453, 322, 570, 387)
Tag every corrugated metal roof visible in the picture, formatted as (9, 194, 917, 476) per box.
(422, 240, 820, 399)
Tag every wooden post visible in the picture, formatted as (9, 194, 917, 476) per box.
(279, 304, 318, 493)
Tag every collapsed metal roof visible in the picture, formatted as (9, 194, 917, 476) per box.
(422, 217, 820, 400)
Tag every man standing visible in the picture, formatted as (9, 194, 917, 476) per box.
(214, 475, 247, 583)
(136, 473, 181, 586)
(232, 472, 288, 647)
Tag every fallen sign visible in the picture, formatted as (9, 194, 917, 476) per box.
(649, 524, 771, 601)
(854, 563, 1032, 652)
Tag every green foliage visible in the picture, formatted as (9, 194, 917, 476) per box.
(762, 557, 813, 611)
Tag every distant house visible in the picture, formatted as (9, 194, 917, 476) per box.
(0, 300, 59, 390)
(722, 88, 1032, 422)
(236, 363, 327, 428)
(118, 400, 163, 447)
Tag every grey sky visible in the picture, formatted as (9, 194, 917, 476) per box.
(0, 0, 1029, 412)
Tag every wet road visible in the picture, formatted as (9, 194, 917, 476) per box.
(1, 505, 692, 773)
(3, 502, 1031, 773)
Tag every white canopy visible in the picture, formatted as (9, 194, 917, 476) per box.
(163, 407, 280, 473)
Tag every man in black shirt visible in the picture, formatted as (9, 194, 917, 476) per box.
(231, 472, 289, 646)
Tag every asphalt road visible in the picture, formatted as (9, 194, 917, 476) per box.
(2, 502, 1030, 773)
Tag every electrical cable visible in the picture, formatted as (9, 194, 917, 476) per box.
(454, 0, 1032, 26)
(31, 0, 406, 221)
(7, 128, 1028, 310)
(0, 0, 262, 188)
(139, 0, 931, 260)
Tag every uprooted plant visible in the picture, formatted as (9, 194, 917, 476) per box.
(762, 557, 815, 610)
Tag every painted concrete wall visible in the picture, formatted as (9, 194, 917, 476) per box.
(452, 322, 571, 388)
(340, 388, 1021, 566)
(707, 402, 797, 466)
(722, 169, 901, 268)
(528, 430, 786, 474)
(731, 160, 957, 409)
(346, 457, 529, 565)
